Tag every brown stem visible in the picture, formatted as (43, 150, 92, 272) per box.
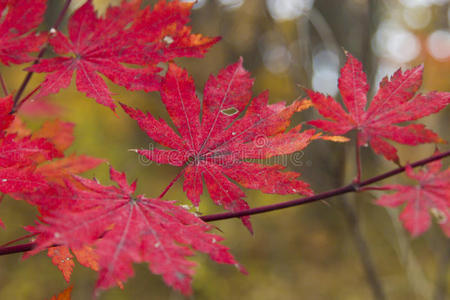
(0, 242, 35, 255)
(355, 135, 362, 183)
(11, 0, 72, 112)
(0, 233, 37, 248)
(158, 168, 184, 199)
(340, 139, 385, 300)
(15, 84, 41, 111)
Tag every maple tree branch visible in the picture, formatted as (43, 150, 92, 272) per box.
(11, 0, 72, 112)
(0, 233, 37, 248)
(200, 150, 450, 222)
(0, 242, 34, 255)
(0, 150, 449, 256)
(15, 85, 41, 111)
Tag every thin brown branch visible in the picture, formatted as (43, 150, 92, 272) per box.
(0, 233, 37, 248)
(158, 168, 184, 199)
(355, 136, 362, 183)
(11, 0, 72, 112)
(0, 151, 448, 256)
(200, 150, 450, 222)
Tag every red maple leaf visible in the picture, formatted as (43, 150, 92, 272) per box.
(28, 167, 241, 295)
(0, 0, 47, 65)
(0, 133, 60, 193)
(0, 96, 63, 226)
(0, 108, 62, 196)
(47, 245, 99, 283)
(307, 53, 450, 163)
(1, 114, 103, 219)
(30, 0, 219, 110)
(47, 246, 75, 282)
(376, 154, 450, 237)
(8, 119, 104, 213)
(122, 59, 318, 232)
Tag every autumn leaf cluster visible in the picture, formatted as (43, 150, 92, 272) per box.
(0, 0, 448, 298)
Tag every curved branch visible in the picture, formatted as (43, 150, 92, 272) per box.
(201, 150, 450, 222)
(0, 243, 34, 255)
(0, 150, 449, 256)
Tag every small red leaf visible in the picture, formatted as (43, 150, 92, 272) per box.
(48, 246, 75, 282)
(376, 154, 450, 237)
(308, 53, 450, 162)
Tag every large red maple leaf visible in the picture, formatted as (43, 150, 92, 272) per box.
(28, 167, 241, 295)
(30, 0, 219, 111)
(0, 0, 47, 65)
(0, 96, 62, 226)
(376, 154, 450, 237)
(122, 59, 319, 232)
(307, 53, 450, 163)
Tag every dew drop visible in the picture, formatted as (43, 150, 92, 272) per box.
(1, 179, 7, 182)
(232, 132, 236, 135)
(154, 242, 161, 248)
(163, 36, 174, 45)
(181, 204, 191, 210)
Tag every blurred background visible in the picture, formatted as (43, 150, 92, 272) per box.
(0, 0, 449, 299)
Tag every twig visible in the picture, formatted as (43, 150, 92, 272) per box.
(0, 150, 449, 256)
(355, 136, 362, 183)
(0, 243, 34, 255)
(0, 233, 37, 248)
(14, 84, 41, 111)
(11, 0, 72, 112)
(158, 168, 184, 199)
(200, 150, 450, 222)
(340, 137, 385, 300)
